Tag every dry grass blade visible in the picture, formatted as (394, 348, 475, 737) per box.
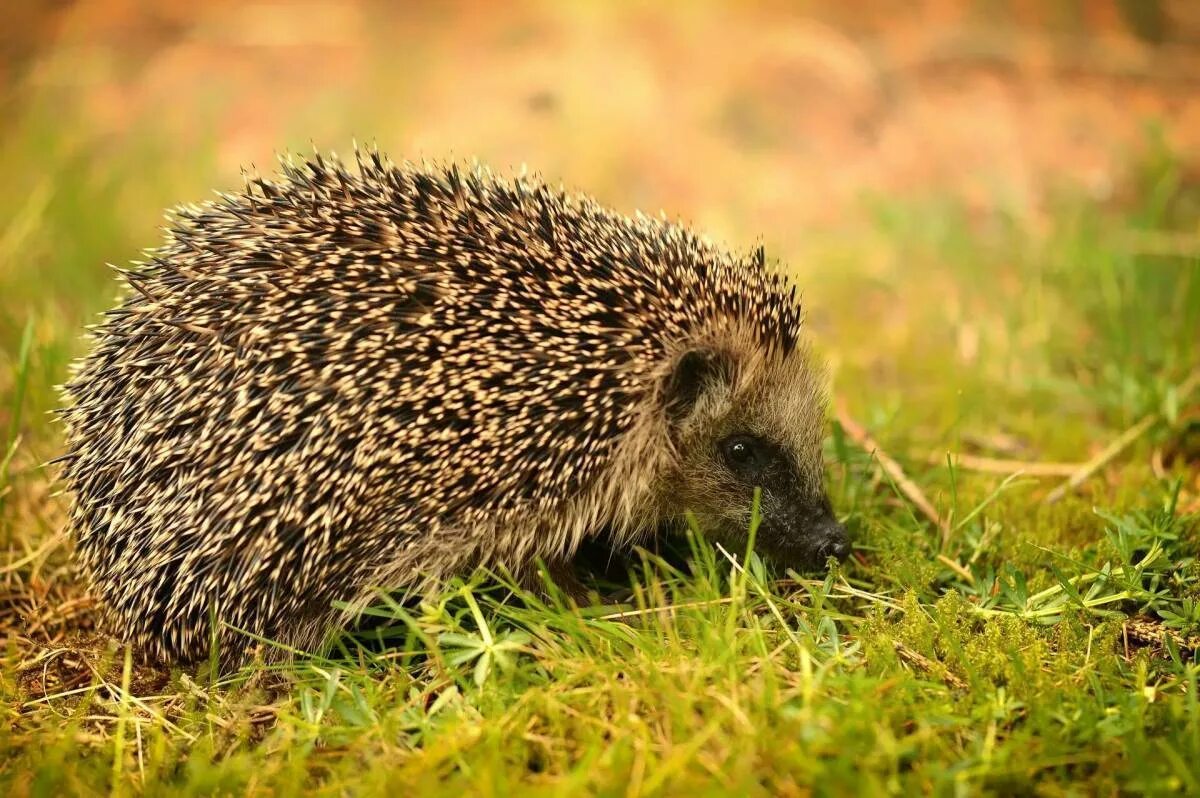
(929, 452, 1083, 477)
(1123, 231, 1200, 259)
(936, 554, 974, 583)
(835, 403, 948, 538)
(597, 597, 734, 621)
(1122, 616, 1200, 655)
(0, 532, 66, 574)
(892, 640, 967, 689)
(1047, 367, 1200, 504)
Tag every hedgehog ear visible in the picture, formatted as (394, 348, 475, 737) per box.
(664, 348, 732, 424)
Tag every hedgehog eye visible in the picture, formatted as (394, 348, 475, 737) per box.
(720, 434, 765, 476)
(726, 440, 752, 463)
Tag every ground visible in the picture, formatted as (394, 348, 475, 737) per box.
(1, 1, 1200, 795)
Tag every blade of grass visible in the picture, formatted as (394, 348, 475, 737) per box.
(835, 401, 948, 540)
(1047, 367, 1200, 503)
(1, 316, 35, 510)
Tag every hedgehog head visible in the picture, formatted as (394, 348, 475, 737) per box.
(656, 329, 847, 570)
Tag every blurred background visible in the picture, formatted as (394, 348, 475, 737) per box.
(1, 0, 1198, 479)
(4, 0, 1200, 225)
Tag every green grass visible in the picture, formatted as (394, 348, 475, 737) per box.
(2, 97, 1200, 796)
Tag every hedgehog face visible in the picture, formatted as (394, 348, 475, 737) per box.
(662, 345, 848, 571)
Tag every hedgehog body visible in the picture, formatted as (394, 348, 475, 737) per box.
(61, 152, 847, 665)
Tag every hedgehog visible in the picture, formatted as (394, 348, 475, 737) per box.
(59, 150, 849, 667)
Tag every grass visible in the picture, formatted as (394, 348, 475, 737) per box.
(2, 93, 1200, 796)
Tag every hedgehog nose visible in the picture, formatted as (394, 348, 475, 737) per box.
(815, 519, 850, 562)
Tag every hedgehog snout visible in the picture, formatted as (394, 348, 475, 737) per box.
(756, 494, 850, 571)
(810, 514, 850, 563)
